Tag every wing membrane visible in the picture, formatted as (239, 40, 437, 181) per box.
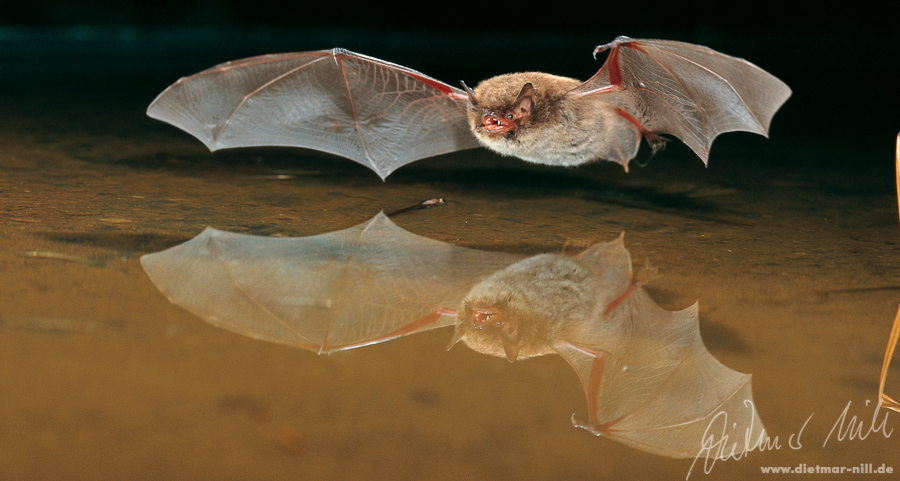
(147, 49, 480, 179)
(141, 213, 523, 352)
(571, 36, 791, 161)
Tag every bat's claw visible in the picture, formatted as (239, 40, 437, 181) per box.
(570, 414, 602, 436)
(644, 132, 668, 157)
(592, 35, 634, 59)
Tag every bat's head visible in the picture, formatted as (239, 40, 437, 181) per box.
(447, 302, 524, 362)
(449, 253, 592, 362)
(460, 73, 584, 163)
(462, 79, 534, 138)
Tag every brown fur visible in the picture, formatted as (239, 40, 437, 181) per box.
(453, 253, 621, 360)
(466, 72, 641, 168)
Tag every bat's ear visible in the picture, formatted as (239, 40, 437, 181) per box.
(501, 322, 521, 362)
(460, 80, 477, 107)
(445, 327, 464, 351)
(513, 83, 534, 123)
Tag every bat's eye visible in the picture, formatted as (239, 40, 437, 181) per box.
(506, 113, 514, 120)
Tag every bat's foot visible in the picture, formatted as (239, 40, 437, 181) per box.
(634, 260, 659, 286)
(644, 132, 668, 157)
(612, 107, 668, 158)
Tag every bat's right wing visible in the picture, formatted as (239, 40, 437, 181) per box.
(141, 213, 523, 353)
(147, 49, 480, 180)
(554, 236, 766, 458)
(569, 36, 791, 163)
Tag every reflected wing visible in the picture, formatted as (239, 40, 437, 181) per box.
(147, 49, 480, 179)
(555, 236, 766, 458)
(141, 213, 523, 353)
(569, 36, 791, 162)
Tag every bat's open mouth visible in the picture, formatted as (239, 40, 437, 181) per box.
(471, 306, 500, 325)
(482, 114, 513, 134)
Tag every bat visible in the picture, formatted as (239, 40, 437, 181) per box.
(141, 213, 767, 458)
(147, 36, 791, 180)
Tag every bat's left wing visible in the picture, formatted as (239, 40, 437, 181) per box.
(568, 36, 791, 163)
(553, 237, 766, 458)
(147, 49, 480, 180)
(141, 213, 523, 353)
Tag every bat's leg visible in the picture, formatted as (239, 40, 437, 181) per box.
(602, 263, 658, 316)
(557, 342, 620, 436)
(613, 108, 667, 155)
(581, 347, 606, 430)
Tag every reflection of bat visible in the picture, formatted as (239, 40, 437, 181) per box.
(147, 36, 791, 179)
(141, 213, 766, 458)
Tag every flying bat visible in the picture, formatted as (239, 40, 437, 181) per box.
(141, 213, 767, 458)
(147, 36, 791, 179)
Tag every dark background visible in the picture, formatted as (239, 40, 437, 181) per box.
(1, 1, 896, 173)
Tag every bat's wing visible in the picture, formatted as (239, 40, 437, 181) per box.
(554, 237, 766, 458)
(147, 49, 480, 179)
(569, 36, 791, 163)
(141, 213, 523, 353)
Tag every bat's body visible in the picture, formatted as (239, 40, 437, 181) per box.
(142, 214, 767, 459)
(451, 249, 633, 362)
(148, 37, 791, 179)
(464, 72, 642, 169)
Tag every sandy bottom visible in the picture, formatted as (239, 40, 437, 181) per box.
(1, 77, 898, 480)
